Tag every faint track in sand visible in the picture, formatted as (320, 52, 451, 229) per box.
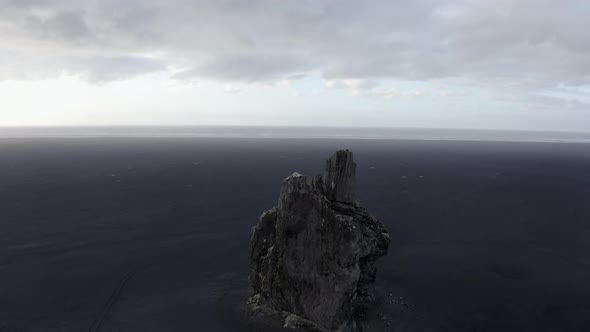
(87, 231, 209, 332)
(88, 261, 158, 332)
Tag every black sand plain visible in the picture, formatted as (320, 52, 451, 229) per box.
(1, 138, 590, 331)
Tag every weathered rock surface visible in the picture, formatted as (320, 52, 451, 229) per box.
(248, 150, 390, 331)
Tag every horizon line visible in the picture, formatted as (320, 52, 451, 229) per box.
(1, 125, 589, 134)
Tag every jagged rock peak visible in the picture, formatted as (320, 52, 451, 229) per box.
(248, 150, 390, 331)
(322, 149, 356, 204)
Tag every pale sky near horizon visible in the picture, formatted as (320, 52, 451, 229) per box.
(1, 0, 590, 131)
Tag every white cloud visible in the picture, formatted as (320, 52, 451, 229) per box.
(223, 84, 242, 94)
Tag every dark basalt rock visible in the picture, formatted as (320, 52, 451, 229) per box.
(323, 150, 356, 204)
(248, 150, 390, 331)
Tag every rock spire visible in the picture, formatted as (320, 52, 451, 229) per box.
(248, 150, 390, 331)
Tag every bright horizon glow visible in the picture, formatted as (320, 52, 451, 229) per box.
(2, 74, 588, 132)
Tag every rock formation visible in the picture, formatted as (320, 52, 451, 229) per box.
(248, 150, 390, 331)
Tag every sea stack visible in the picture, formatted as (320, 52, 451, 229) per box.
(248, 150, 390, 331)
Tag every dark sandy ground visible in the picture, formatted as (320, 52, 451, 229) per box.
(1, 138, 590, 331)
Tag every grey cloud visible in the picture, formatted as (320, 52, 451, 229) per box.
(25, 10, 92, 45)
(0, 0, 590, 93)
(68, 55, 167, 82)
(174, 54, 310, 82)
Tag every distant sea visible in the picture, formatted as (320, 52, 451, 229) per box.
(2, 129, 590, 331)
(1, 126, 590, 143)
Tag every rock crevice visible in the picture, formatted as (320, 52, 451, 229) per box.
(248, 150, 390, 331)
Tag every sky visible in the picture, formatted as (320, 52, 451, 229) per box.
(1, 0, 590, 131)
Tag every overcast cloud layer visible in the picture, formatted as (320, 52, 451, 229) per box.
(1, 0, 590, 128)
